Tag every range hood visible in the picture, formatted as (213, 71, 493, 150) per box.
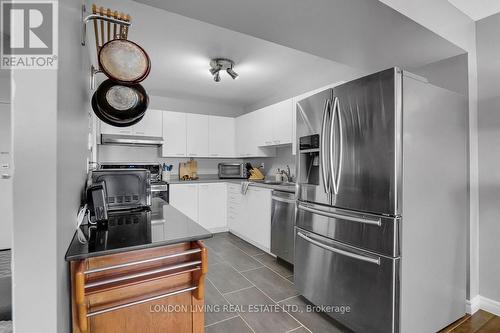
(101, 134, 164, 146)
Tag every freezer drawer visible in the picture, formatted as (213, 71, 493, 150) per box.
(295, 228, 399, 333)
(297, 202, 400, 257)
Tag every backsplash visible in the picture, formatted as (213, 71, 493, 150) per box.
(244, 145, 296, 179)
(97, 144, 295, 179)
(97, 145, 243, 175)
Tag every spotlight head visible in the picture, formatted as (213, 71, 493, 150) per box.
(226, 68, 239, 80)
(209, 66, 221, 75)
(213, 71, 221, 82)
(209, 58, 239, 82)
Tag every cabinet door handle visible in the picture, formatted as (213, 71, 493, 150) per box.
(87, 286, 198, 318)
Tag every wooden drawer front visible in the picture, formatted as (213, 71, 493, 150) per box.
(89, 273, 194, 333)
(72, 241, 207, 333)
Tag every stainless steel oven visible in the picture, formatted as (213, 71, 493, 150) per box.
(218, 163, 248, 179)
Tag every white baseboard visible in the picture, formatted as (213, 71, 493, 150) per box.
(479, 295, 500, 317)
(466, 295, 500, 316)
(226, 230, 270, 253)
(466, 296, 480, 314)
(208, 227, 229, 233)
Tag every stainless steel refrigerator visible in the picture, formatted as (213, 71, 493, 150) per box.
(295, 68, 467, 333)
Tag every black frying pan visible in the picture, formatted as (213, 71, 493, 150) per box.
(91, 79, 149, 127)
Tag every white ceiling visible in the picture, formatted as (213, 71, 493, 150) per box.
(134, 0, 466, 72)
(448, 0, 500, 21)
(92, 0, 364, 110)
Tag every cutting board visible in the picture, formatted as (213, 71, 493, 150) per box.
(179, 159, 198, 180)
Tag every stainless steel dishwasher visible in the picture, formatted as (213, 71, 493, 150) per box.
(271, 190, 296, 264)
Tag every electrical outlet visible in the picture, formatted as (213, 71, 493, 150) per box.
(260, 162, 265, 169)
(86, 157, 90, 173)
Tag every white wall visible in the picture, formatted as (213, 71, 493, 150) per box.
(411, 54, 468, 96)
(56, 1, 90, 332)
(11, 1, 88, 332)
(149, 95, 244, 117)
(378, 0, 480, 306)
(476, 12, 500, 308)
(12, 69, 58, 333)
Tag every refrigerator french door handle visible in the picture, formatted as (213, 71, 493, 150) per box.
(298, 203, 382, 227)
(297, 231, 381, 265)
(320, 98, 332, 196)
(329, 97, 342, 194)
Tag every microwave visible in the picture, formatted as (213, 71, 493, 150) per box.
(218, 163, 248, 179)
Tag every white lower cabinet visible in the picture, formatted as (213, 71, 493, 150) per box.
(170, 182, 273, 250)
(198, 183, 227, 232)
(227, 184, 272, 251)
(169, 184, 198, 221)
(169, 183, 228, 232)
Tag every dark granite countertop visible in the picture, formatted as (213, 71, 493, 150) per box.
(65, 199, 212, 261)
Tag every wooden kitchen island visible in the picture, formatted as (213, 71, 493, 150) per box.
(65, 201, 212, 333)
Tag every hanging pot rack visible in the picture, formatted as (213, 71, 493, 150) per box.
(81, 4, 132, 89)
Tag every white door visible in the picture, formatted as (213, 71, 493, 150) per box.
(208, 116, 235, 157)
(0, 102, 13, 250)
(186, 114, 209, 157)
(198, 183, 227, 231)
(162, 111, 187, 157)
(169, 184, 198, 221)
(133, 109, 163, 137)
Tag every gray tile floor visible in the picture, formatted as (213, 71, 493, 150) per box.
(204, 233, 350, 333)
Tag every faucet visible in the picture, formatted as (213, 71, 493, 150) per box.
(281, 165, 292, 182)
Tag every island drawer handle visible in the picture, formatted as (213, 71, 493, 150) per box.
(84, 248, 202, 274)
(85, 260, 202, 289)
(87, 285, 198, 318)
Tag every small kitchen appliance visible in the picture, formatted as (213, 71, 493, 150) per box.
(99, 162, 169, 203)
(218, 163, 248, 179)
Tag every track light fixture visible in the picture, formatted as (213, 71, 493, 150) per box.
(209, 58, 239, 82)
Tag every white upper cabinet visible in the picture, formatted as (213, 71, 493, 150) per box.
(236, 112, 275, 157)
(250, 98, 293, 147)
(99, 109, 163, 137)
(272, 99, 293, 145)
(162, 111, 187, 157)
(133, 109, 163, 137)
(254, 107, 274, 146)
(208, 116, 236, 157)
(186, 114, 209, 157)
(100, 122, 135, 136)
